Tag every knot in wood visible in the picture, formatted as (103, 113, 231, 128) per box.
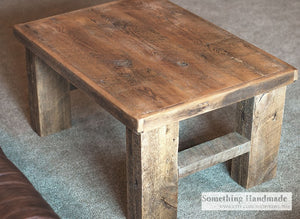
(113, 59, 132, 68)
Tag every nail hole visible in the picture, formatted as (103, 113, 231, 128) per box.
(177, 61, 189, 67)
(272, 112, 277, 121)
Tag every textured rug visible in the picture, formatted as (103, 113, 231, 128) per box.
(0, 0, 299, 218)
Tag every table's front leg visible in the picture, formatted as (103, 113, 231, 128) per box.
(231, 86, 287, 188)
(26, 49, 71, 136)
(126, 123, 179, 219)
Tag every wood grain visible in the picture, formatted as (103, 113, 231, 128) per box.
(231, 86, 286, 188)
(126, 123, 179, 219)
(179, 103, 237, 151)
(178, 132, 250, 179)
(26, 49, 71, 136)
(14, 0, 297, 132)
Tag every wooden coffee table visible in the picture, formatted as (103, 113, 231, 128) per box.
(14, 0, 297, 218)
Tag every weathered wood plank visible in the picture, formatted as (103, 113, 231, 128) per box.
(13, 0, 297, 132)
(178, 132, 250, 179)
(26, 49, 71, 136)
(231, 86, 286, 188)
(179, 103, 237, 151)
(140, 71, 295, 132)
(126, 123, 179, 219)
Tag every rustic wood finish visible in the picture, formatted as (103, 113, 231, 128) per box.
(14, 0, 297, 132)
(14, 0, 298, 218)
(178, 132, 250, 179)
(26, 49, 71, 137)
(231, 86, 287, 188)
(126, 123, 179, 218)
(70, 84, 77, 91)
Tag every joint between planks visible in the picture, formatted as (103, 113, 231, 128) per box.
(178, 132, 250, 179)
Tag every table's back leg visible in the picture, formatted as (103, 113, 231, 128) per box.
(231, 86, 286, 188)
(126, 123, 179, 219)
(26, 48, 71, 137)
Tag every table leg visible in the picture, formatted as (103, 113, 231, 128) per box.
(26, 49, 71, 136)
(231, 86, 286, 188)
(126, 123, 179, 219)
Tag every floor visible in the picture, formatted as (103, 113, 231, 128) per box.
(0, 0, 299, 218)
